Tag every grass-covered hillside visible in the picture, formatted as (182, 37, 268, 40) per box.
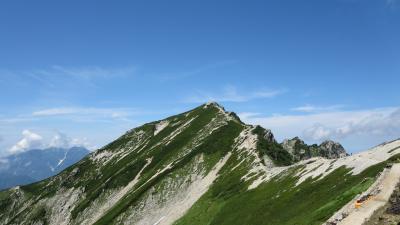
(0, 102, 399, 225)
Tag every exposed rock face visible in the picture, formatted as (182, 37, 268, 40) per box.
(281, 137, 304, 156)
(319, 140, 348, 159)
(253, 125, 276, 143)
(281, 137, 348, 161)
(263, 129, 276, 143)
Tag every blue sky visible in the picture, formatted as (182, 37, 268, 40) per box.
(0, 0, 399, 155)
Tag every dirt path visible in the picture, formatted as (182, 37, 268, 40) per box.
(338, 163, 400, 225)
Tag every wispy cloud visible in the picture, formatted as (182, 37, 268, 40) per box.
(32, 108, 81, 116)
(32, 106, 142, 122)
(0, 106, 144, 126)
(0, 65, 136, 89)
(30, 65, 135, 79)
(49, 65, 135, 79)
(0, 117, 39, 124)
(184, 85, 286, 103)
(291, 104, 344, 113)
(29, 65, 135, 88)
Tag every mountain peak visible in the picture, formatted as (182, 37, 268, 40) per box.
(203, 101, 225, 110)
(201, 102, 243, 124)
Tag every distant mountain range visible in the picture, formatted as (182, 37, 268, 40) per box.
(0, 147, 89, 190)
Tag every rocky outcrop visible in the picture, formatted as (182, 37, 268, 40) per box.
(263, 128, 276, 143)
(281, 137, 304, 156)
(319, 140, 348, 159)
(281, 137, 348, 161)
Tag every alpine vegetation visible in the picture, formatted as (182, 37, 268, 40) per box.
(0, 102, 399, 225)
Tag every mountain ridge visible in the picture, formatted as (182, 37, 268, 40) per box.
(0, 102, 399, 225)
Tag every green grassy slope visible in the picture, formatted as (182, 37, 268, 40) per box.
(175, 154, 400, 225)
(0, 103, 247, 224)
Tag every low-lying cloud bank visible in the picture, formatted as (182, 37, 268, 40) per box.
(9, 130, 92, 154)
(301, 108, 400, 140)
(239, 107, 400, 152)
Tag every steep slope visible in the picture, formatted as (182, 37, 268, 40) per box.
(0, 102, 399, 225)
(0, 147, 89, 190)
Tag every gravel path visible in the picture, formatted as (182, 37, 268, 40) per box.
(338, 164, 400, 225)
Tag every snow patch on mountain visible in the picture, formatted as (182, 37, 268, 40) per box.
(56, 148, 70, 167)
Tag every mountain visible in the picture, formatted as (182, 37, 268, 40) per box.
(0, 147, 90, 190)
(0, 102, 399, 225)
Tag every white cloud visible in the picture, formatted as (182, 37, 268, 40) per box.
(49, 132, 72, 148)
(9, 130, 44, 154)
(184, 85, 286, 103)
(49, 65, 136, 79)
(239, 107, 400, 151)
(236, 112, 262, 119)
(32, 107, 139, 122)
(71, 137, 95, 150)
(303, 124, 333, 140)
(7, 130, 95, 155)
(291, 104, 344, 113)
(302, 108, 400, 141)
(49, 132, 95, 150)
